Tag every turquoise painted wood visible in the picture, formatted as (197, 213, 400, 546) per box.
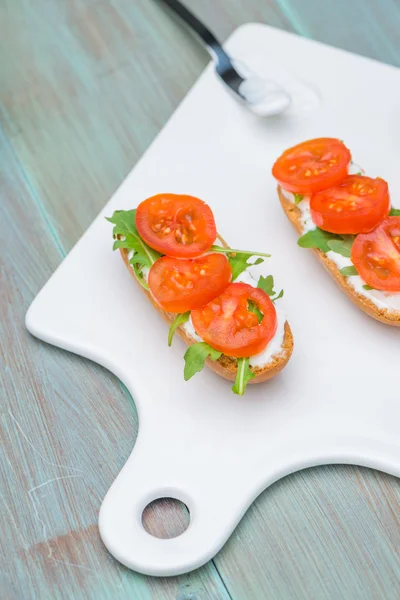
(1, 0, 400, 598)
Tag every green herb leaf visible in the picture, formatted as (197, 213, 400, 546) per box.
(389, 208, 400, 216)
(327, 238, 354, 258)
(228, 255, 264, 281)
(232, 357, 255, 396)
(107, 209, 162, 268)
(112, 238, 133, 251)
(132, 262, 149, 291)
(363, 284, 375, 290)
(257, 274, 275, 296)
(298, 228, 338, 253)
(298, 228, 355, 257)
(273, 289, 284, 301)
(211, 245, 270, 281)
(248, 300, 263, 323)
(183, 343, 222, 381)
(211, 245, 271, 258)
(294, 193, 304, 204)
(340, 266, 358, 277)
(257, 275, 284, 302)
(356, 172, 362, 176)
(168, 312, 190, 347)
(253, 257, 264, 266)
(230, 255, 253, 280)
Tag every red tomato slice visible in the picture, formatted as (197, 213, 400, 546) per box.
(351, 216, 400, 291)
(136, 194, 217, 258)
(191, 283, 277, 357)
(148, 253, 232, 313)
(310, 175, 390, 234)
(272, 137, 351, 194)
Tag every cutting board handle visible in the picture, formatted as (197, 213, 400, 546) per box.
(99, 427, 400, 576)
(99, 433, 246, 577)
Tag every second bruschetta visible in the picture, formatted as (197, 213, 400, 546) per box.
(273, 137, 400, 326)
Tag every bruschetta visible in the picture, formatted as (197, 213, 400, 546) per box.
(108, 193, 293, 394)
(273, 137, 400, 326)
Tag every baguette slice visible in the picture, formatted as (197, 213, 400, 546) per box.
(278, 186, 400, 327)
(120, 245, 293, 383)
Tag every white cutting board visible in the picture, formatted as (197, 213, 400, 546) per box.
(26, 24, 400, 577)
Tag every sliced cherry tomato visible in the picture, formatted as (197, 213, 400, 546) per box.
(148, 253, 232, 313)
(191, 283, 277, 357)
(310, 175, 390, 234)
(272, 137, 351, 194)
(351, 217, 400, 291)
(136, 193, 217, 258)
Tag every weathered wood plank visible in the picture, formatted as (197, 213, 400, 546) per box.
(274, 0, 400, 66)
(0, 0, 207, 250)
(215, 466, 400, 599)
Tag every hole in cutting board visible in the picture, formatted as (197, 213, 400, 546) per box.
(142, 498, 190, 539)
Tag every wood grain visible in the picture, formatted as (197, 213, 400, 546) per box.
(1, 0, 400, 598)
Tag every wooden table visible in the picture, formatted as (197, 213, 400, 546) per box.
(1, 1, 400, 598)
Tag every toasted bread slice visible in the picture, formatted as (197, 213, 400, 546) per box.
(278, 186, 400, 327)
(120, 246, 294, 383)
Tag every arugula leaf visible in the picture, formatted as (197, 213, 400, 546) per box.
(231, 256, 264, 281)
(327, 237, 353, 258)
(112, 238, 132, 251)
(211, 245, 271, 258)
(183, 343, 222, 381)
(106, 209, 162, 268)
(253, 257, 264, 266)
(257, 275, 275, 296)
(298, 228, 355, 257)
(257, 275, 284, 302)
(132, 262, 149, 291)
(211, 245, 270, 281)
(248, 300, 263, 323)
(232, 357, 255, 396)
(363, 284, 375, 290)
(294, 193, 304, 204)
(168, 312, 190, 347)
(247, 277, 284, 323)
(340, 266, 358, 277)
(389, 208, 400, 216)
(298, 228, 338, 253)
